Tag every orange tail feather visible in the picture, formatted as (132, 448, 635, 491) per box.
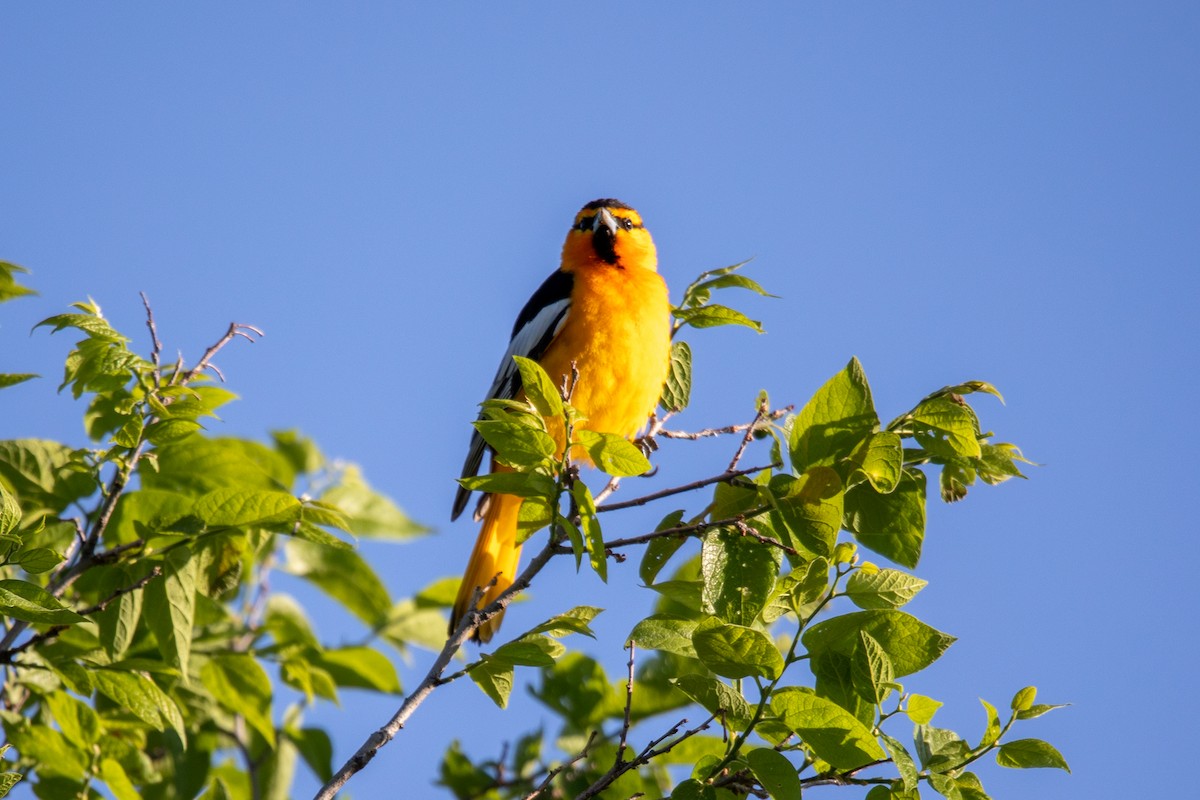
(450, 492, 523, 643)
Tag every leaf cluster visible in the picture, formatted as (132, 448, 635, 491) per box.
(435, 269, 1063, 800)
(0, 276, 427, 799)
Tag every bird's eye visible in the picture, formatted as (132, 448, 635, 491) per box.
(619, 217, 634, 231)
(576, 215, 594, 231)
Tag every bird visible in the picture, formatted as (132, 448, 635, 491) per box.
(449, 199, 672, 643)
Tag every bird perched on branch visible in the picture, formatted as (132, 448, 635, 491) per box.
(450, 199, 672, 643)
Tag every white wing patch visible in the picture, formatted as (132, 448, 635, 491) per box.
(483, 297, 571, 403)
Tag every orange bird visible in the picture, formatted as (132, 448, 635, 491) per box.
(450, 199, 672, 642)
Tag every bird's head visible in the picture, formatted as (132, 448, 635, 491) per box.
(562, 198, 658, 272)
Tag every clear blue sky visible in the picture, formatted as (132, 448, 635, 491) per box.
(3, 4, 1197, 798)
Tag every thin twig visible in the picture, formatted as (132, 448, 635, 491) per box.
(175, 322, 264, 385)
(140, 292, 163, 387)
(657, 407, 791, 441)
(520, 731, 598, 800)
(733, 519, 800, 557)
(726, 401, 769, 472)
(617, 643, 636, 764)
(314, 534, 563, 800)
(574, 714, 717, 800)
(596, 463, 779, 514)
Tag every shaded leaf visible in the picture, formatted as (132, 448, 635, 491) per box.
(692, 617, 783, 680)
(771, 687, 886, 769)
(660, 340, 693, 412)
(789, 358, 878, 473)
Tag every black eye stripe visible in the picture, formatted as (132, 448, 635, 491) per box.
(573, 213, 643, 232)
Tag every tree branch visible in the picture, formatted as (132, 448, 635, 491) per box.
(596, 463, 779, 513)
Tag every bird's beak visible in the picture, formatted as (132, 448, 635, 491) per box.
(593, 207, 618, 236)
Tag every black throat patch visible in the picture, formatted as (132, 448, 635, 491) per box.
(592, 227, 618, 264)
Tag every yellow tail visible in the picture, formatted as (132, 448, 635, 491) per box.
(450, 492, 524, 643)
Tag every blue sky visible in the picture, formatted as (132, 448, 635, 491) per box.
(2, 4, 1198, 798)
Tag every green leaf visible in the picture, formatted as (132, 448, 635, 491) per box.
(768, 468, 843, 559)
(771, 687, 886, 769)
(457, 470, 556, 498)
(1, 722, 87, 780)
(100, 757, 140, 800)
(271, 429, 324, 475)
(0, 439, 96, 515)
(572, 483, 607, 582)
(845, 568, 928, 610)
(474, 420, 556, 468)
(511, 355, 563, 419)
(789, 358, 878, 473)
(1017, 702, 1069, 720)
(192, 489, 301, 528)
(201, 654, 275, 745)
(0, 772, 21, 797)
(0, 579, 87, 624)
(439, 740, 495, 798)
(660, 340, 693, 412)
(855, 431, 903, 493)
(701, 526, 780, 625)
(670, 778, 716, 800)
(929, 771, 964, 799)
(907, 693, 943, 725)
(909, 397, 982, 459)
(469, 655, 515, 708)
(954, 772, 991, 800)
(691, 617, 783, 680)
(575, 430, 651, 477)
(145, 418, 203, 445)
(790, 556, 831, 609)
(380, 598, 450, 652)
(802, 610, 956, 677)
(264, 594, 321, 649)
(283, 539, 392, 627)
(915, 725, 971, 772)
(144, 548, 197, 678)
(672, 673, 754, 729)
(522, 605, 602, 638)
(45, 691, 100, 747)
(628, 615, 698, 658)
(142, 437, 294, 494)
(0, 261, 36, 303)
(491, 635, 564, 667)
(285, 726, 333, 783)
(881, 733, 919, 791)
(980, 698, 1002, 747)
(996, 739, 1070, 772)
(0, 484, 19, 537)
(0, 374, 38, 390)
(844, 471, 927, 568)
(15, 548, 63, 576)
(313, 647, 402, 693)
(92, 670, 186, 744)
(321, 464, 425, 538)
(1010, 685, 1036, 711)
(639, 510, 686, 584)
(683, 272, 776, 306)
(852, 631, 894, 704)
(674, 304, 763, 333)
(746, 747, 800, 800)
(287, 521, 353, 550)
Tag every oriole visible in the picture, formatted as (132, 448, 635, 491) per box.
(450, 199, 672, 643)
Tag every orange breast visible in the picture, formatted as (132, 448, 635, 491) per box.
(538, 263, 671, 457)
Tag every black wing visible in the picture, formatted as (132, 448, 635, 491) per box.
(451, 269, 574, 520)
